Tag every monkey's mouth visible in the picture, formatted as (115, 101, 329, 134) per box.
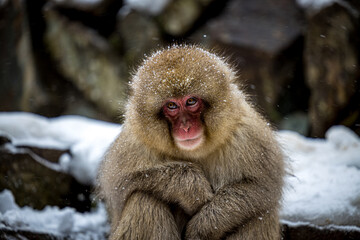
(175, 135, 203, 151)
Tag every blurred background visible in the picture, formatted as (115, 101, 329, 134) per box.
(1, 0, 360, 137)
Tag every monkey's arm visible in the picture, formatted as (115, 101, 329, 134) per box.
(185, 177, 282, 240)
(118, 162, 214, 215)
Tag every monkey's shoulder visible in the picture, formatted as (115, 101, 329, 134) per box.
(222, 119, 283, 166)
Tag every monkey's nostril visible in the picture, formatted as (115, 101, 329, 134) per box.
(180, 121, 191, 131)
(183, 126, 190, 132)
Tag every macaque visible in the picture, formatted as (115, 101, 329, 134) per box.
(98, 45, 285, 240)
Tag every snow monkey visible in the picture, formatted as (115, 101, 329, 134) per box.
(98, 45, 285, 240)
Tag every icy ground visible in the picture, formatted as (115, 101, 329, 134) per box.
(0, 112, 359, 238)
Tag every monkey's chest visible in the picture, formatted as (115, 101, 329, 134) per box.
(203, 161, 243, 191)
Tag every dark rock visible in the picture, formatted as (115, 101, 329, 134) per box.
(158, 0, 215, 36)
(346, 0, 360, 11)
(192, 0, 308, 126)
(0, 140, 92, 212)
(44, 9, 128, 119)
(304, 3, 360, 137)
(0, 0, 45, 113)
(203, 0, 304, 54)
(282, 222, 360, 240)
(0, 135, 11, 145)
(45, 0, 123, 37)
(47, 0, 122, 16)
(110, 10, 164, 66)
(0, 1, 110, 121)
(47, 0, 103, 12)
(0, 228, 66, 240)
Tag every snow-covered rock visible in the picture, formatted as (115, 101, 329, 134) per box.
(0, 190, 109, 239)
(0, 112, 121, 185)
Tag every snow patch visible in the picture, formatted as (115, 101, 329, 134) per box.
(124, 0, 171, 16)
(278, 126, 360, 226)
(0, 190, 109, 239)
(296, 0, 339, 10)
(0, 190, 19, 214)
(0, 112, 121, 185)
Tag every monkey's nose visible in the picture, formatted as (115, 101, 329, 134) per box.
(180, 122, 191, 132)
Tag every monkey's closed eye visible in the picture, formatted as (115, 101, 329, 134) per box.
(186, 98, 197, 106)
(167, 102, 178, 109)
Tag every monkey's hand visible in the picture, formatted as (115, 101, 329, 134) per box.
(185, 179, 281, 240)
(118, 162, 214, 215)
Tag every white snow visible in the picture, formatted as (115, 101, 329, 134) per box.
(0, 112, 121, 185)
(0, 190, 109, 239)
(0, 112, 359, 236)
(296, 0, 339, 10)
(123, 0, 171, 16)
(278, 126, 360, 227)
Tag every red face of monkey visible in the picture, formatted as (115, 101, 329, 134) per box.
(163, 96, 204, 151)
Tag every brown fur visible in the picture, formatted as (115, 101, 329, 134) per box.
(98, 45, 285, 240)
